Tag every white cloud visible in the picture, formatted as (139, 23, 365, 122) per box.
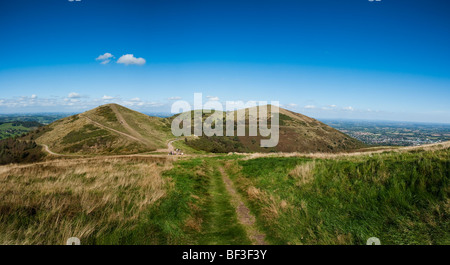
(286, 103, 297, 107)
(329, 104, 337, 108)
(117, 54, 146, 65)
(206, 96, 220, 101)
(130, 97, 141, 101)
(96, 53, 114, 62)
(102, 95, 115, 100)
(343, 106, 354, 111)
(68, 92, 81, 98)
(168, 96, 182, 100)
(304, 105, 316, 109)
(31, 94, 37, 99)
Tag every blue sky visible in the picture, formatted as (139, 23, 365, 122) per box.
(0, 0, 449, 123)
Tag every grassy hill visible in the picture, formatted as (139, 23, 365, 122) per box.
(24, 104, 172, 155)
(181, 106, 365, 153)
(22, 103, 364, 155)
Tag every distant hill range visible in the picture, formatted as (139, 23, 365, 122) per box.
(24, 103, 365, 154)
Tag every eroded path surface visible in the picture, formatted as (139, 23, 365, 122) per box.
(81, 114, 146, 144)
(41, 144, 61, 156)
(219, 167, 267, 245)
(109, 104, 151, 145)
(154, 139, 182, 153)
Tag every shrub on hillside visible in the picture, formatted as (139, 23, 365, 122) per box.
(0, 138, 45, 165)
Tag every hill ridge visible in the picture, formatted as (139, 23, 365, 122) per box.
(29, 103, 364, 155)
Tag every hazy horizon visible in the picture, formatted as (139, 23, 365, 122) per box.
(2, 103, 450, 125)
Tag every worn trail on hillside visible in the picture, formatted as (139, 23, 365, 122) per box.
(219, 167, 267, 245)
(40, 144, 84, 157)
(81, 114, 146, 144)
(41, 144, 61, 156)
(154, 139, 182, 153)
(109, 104, 151, 146)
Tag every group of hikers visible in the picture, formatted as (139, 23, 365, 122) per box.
(169, 148, 184, 155)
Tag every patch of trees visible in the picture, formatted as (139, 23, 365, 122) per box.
(11, 121, 43, 128)
(185, 136, 246, 153)
(0, 121, 43, 128)
(0, 138, 45, 165)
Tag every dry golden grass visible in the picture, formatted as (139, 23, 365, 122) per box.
(289, 161, 316, 186)
(246, 186, 291, 223)
(241, 140, 450, 160)
(0, 156, 172, 244)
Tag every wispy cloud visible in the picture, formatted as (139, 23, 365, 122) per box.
(102, 95, 116, 100)
(96, 53, 114, 64)
(206, 96, 220, 101)
(0, 94, 169, 113)
(343, 106, 354, 111)
(68, 92, 81, 98)
(168, 96, 182, 100)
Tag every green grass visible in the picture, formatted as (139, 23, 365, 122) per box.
(97, 158, 249, 244)
(61, 124, 110, 144)
(96, 106, 118, 123)
(172, 138, 208, 154)
(226, 149, 450, 245)
(185, 135, 248, 153)
(1, 144, 448, 245)
(196, 159, 250, 244)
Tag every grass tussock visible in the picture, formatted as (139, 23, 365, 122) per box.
(288, 161, 316, 186)
(0, 157, 172, 244)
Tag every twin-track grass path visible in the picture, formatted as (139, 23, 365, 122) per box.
(219, 166, 267, 245)
(195, 159, 266, 245)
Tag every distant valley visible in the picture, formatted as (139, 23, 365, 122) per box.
(322, 119, 450, 146)
(2, 108, 449, 149)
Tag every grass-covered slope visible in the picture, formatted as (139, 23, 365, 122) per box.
(26, 104, 172, 155)
(182, 106, 365, 153)
(0, 156, 251, 245)
(0, 157, 172, 244)
(0, 145, 448, 244)
(225, 148, 450, 244)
